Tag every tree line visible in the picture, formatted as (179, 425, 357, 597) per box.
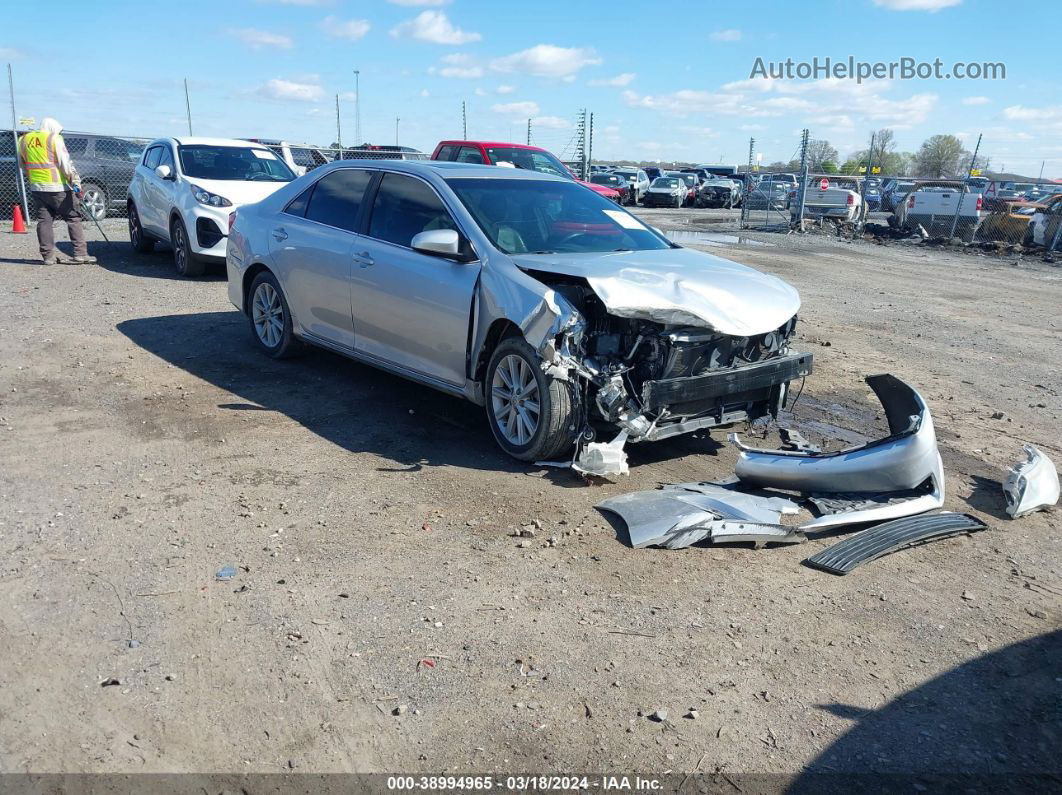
(766, 130, 990, 178)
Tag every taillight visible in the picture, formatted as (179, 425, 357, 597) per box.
(228, 210, 237, 232)
(975, 196, 983, 211)
(908, 194, 916, 208)
(847, 193, 855, 206)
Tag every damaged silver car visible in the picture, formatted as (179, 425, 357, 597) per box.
(226, 161, 811, 460)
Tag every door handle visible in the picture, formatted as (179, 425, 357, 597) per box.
(272, 228, 288, 242)
(354, 250, 374, 268)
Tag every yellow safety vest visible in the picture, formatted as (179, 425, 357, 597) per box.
(19, 130, 65, 188)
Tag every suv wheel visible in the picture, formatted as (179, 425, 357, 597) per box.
(248, 271, 301, 359)
(80, 182, 107, 221)
(171, 216, 205, 277)
(128, 203, 154, 253)
(485, 337, 576, 462)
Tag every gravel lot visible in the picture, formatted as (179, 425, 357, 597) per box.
(1, 210, 1059, 780)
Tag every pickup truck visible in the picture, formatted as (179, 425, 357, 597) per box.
(790, 176, 864, 223)
(893, 180, 984, 241)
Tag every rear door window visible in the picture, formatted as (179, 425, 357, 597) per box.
(368, 172, 457, 248)
(65, 136, 89, 156)
(455, 146, 485, 164)
(303, 169, 372, 232)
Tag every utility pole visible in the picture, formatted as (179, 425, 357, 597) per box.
(335, 94, 343, 149)
(588, 112, 594, 171)
(395, 117, 400, 146)
(794, 128, 810, 231)
(576, 108, 587, 180)
(526, 118, 531, 146)
(462, 101, 467, 139)
(8, 63, 29, 222)
(183, 78, 193, 136)
(353, 70, 361, 145)
(740, 137, 755, 228)
(859, 131, 875, 232)
(949, 132, 982, 241)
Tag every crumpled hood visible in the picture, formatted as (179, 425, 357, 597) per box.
(512, 246, 800, 336)
(182, 178, 289, 208)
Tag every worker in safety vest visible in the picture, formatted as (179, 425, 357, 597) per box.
(18, 117, 96, 265)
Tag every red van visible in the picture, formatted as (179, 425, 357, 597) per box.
(431, 140, 620, 202)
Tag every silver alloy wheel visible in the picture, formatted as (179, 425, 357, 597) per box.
(173, 222, 186, 272)
(490, 353, 541, 446)
(81, 186, 106, 220)
(252, 282, 284, 349)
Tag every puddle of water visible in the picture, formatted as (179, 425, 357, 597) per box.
(664, 230, 772, 248)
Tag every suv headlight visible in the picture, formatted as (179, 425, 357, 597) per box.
(189, 184, 232, 208)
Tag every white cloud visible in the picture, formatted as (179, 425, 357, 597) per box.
(390, 11, 481, 45)
(475, 88, 487, 96)
(495, 84, 516, 94)
(709, 29, 742, 41)
(431, 53, 484, 78)
(420, 88, 430, 97)
(872, 0, 961, 10)
(961, 96, 990, 106)
(1003, 105, 1062, 122)
(491, 44, 601, 80)
(534, 116, 572, 129)
(258, 78, 324, 102)
(229, 28, 293, 49)
(492, 101, 540, 118)
(0, 46, 25, 60)
(322, 16, 371, 40)
(589, 72, 635, 87)
(388, 0, 449, 5)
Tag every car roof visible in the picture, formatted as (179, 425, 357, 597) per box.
(437, 140, 546, 152)
(169, 136, 272, 148)
(309, 159, 570, 183)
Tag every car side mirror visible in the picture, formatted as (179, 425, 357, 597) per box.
(412, 229, 467, 260)
(155, 164, 173, 180)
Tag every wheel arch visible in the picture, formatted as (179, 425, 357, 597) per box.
(472, 317, 521, 386)
(242, 262, 274, 315)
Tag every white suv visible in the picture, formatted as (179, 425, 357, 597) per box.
(127, 137, 296, 276)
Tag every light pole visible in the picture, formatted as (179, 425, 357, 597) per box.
(353, 70, 361, 145)
(395, 117, 400, 146)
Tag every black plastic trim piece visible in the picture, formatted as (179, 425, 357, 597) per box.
(641, 352, 813, 411)
(805, 513, 988, 575)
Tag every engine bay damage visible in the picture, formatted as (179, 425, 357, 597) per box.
(506, 269, 812, 475)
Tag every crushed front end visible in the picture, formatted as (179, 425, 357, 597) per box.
(539, 277, 812, 443)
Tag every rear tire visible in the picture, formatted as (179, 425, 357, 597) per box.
(248, 271, 302, 359)
(485, 337, 576, 462)
(171, 216, 205, 277)
(1023, 225, 1035, 247)
(128, 203, 154, 253)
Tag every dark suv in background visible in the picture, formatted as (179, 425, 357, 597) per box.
(0, 131, 145, 221)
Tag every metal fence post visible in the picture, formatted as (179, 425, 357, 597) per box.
(948, 133, 981, 241)
(740, 138, 754, 229)
(797, 164, 809, 231)
(7, 63, 30, 223)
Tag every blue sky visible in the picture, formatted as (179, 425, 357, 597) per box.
(3, 0, 1060, 176)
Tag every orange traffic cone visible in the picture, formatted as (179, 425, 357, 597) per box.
(12, 204, 27, 234)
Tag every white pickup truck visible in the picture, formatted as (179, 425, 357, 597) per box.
(894, 180, 984, 241)
(791, 176, 865, 223)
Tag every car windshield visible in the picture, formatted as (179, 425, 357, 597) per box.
(590, 174, 621, 186)
(177, 145, 295, 182)
(612, 171, 637, 180)
(652, 178, 681, 189)
(447, 178, 670, 255)
(1010, 183, 1036, 192)
(483, 146, 570, 179)
(669, 173, 696, 186)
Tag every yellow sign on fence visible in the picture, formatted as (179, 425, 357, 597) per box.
(970, 168, 982, 176)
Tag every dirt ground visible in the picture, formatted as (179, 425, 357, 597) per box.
(0, 210, 1059, 782)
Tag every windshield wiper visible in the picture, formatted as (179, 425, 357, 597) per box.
(530, 250, 555, 254)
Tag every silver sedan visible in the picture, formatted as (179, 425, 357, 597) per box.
(226, 161, 809, 461)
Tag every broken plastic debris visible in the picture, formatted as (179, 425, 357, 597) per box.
(573, 431, 629, 479)
(215, 565, 237, 581)
(1003, 444, 1060, 519)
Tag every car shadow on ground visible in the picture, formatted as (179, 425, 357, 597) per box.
(117, 311, 705, 478)
(787, 629, 1061, 792)
(94, 244, 228, 282)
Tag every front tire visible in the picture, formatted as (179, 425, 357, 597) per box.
(171, 216, 205, 277)
(485, 337, 576, 462)
(248, 271, 301, 359)
(128, 203, 154, 253)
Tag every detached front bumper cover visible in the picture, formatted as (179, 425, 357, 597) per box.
(730, 374, 944, 529)
(1003, 444, 1060, 518)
